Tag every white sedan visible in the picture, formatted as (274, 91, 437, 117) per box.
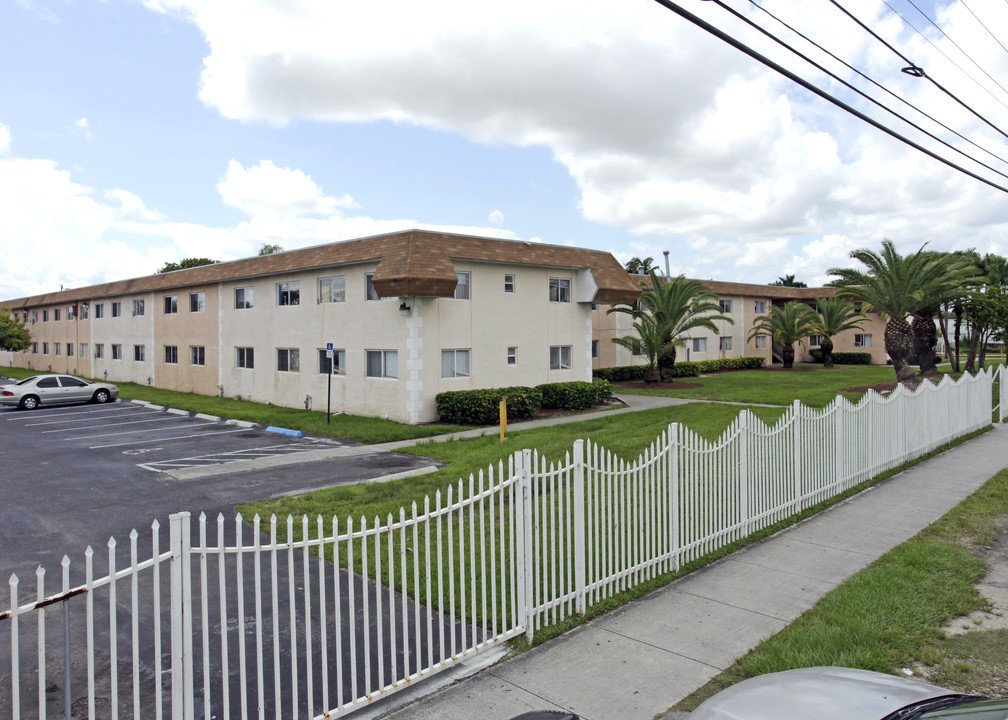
(0, 374, 119, 410)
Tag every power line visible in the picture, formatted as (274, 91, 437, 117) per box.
(648, 0, 1008, 194)
(961, 0, 1008, 59)
(745, 0, 1008, 171)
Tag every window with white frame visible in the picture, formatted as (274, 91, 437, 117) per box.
(164, 296, 178, 314)
(80, 343, 88, 358)
(855, 333, 873, 347)
(318, 276, 345, 304)
(112, 344, 122, 360)
(54, 308, 60, 321)
(453, 272, 470, 300)
(366, 273, 381, 301)
(277, 281, 300, 306)
(133, 299, 145, 316)
(112, 301, 122, 317)
(133, 345, 145, 362)
(318, 348, 346, 374)
(94, 304, 103, 319)
(66, 343, 73, 357)
(504, 274, 515, 293)
(719, 299, 732, 313)
(754, 335, 768, 350)
(719, 336, 732, 352)
(189, 292, 205, 313)
(592, 340, 599, 358)
(32, 342, 38, 354)
(754, 300, 766, 313)
(549, 277, 571, 303)
(42, 309, 48, 322)
(549, 345, 572, 370)
(31, 310, 38, 323)
(277, 348, 300, 372)
(809, 334, 825, 347)
(54, 343, 61, 356)
(507, 346, 517, 365)
(692, 337, 707, 353)
(190, 346, 205, 366)
(235, 287, 254, 309)
(67, 305, 75, 320)
(42, 342, 48, 355)
(236, 346, 254, 369)
(79, 304, 88, 319)
(441, 349, 471, 378)
(366, 350, 398, 378)
(165, 345, 178, 364)
(94, 344, 104, 359)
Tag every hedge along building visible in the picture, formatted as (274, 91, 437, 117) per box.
(1, 230, 641, 424)
(592, 278, 889, 370)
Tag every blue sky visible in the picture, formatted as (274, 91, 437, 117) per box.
(2, 0, 1007, 300)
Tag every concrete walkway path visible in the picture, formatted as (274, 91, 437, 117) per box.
(376, 424, 1008, 720)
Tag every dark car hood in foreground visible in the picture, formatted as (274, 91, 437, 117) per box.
(689, 667, 958, 720)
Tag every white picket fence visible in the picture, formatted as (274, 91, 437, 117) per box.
(2, 367, 999, 720)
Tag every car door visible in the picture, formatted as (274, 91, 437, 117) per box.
(57, 376, 91, 403)
(34, 376, 62, 403)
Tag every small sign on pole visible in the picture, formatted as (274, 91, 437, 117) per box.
(326, 343, 334, 423)
(499, 398, 508, 442)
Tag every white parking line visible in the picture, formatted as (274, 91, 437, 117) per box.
(73, 421, 218, 441)
(40, 416, 191, 433)
(89, 428, 249, 449)
(140, 443, 294, 467)
(7, 404, 142, 423)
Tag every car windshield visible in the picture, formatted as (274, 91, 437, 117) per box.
(898, 696, 1008, 719)
(15, 376, 39, 386)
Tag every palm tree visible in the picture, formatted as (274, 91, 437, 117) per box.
(610, 311, 676, 384)
(913, 250, 978, 373)
(748, 302, 818, 368)
(807, 297, 865, 368)
(770, 274, 807, 288)
(608, 271, 733, 380)
(828, 240, 950, 382)
(624, 256, 656, 275)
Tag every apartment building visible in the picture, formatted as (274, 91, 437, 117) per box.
(593, 278, 888, 369)
(1, 230, 640, 424)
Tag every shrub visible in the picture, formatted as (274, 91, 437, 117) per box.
(593, 365, 648, 382)
(435, 386, 542, 425)
(808, 350, 872, 365)
(596, 357, 764, 383)
(592, 377, 614, 402)
(538, 380, 608, 410)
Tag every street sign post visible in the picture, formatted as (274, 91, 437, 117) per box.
(326, 343, 334, 423)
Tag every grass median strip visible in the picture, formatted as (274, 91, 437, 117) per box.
(673, 466, 1008, 713)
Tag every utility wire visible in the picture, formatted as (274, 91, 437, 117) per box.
(746, 0, 1008, 170)
(890, 0, 1008, 111)
(648, 0, 1008, 194)
(829, 0, 1008, 142)
(961, 0, 1008, 59)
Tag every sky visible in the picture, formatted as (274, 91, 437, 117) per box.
(2, 0, 1007, 301)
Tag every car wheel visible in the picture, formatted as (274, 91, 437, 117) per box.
(19, 395, 40, 410)
(93, 389, 110, 404)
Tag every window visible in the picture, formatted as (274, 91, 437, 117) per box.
(719, 299, 732, 313)
(507, 346, 517, 365)
(112, 302, 121, 318)
(235, 287, 254, 309)
(133, 345, 145, 362)
(41, 342, 48, 355)
(454, 272, 470, 300)
(719, 337, 732, 352)
(855, 333, 873, 347)
(549, 345, 572, 370)
(67, 305, 75, 320)
(549, 277, 571, 303)
(32, 342, 38, 354)
(592, 340, 600, 358)
(441, 349, 471, 378)
(318, 348, 346, 374)
(190, 292, 205, 313)
(54, 343, 61, 356)
(809, 334, 825, 347)
(277, 281, 299, 306)
(277, 348, 300, 372)
(54, 308, 60, 321)
(366, 350, 398, 378)
(132, 299, 144, 316)
(164, 296, 178, 314)
(236, 346, 254, 369)
(165, 345, 178, 364)
(31, 311, 38, 323)
(754, 335, 768, 350)
(79, 304, 88, 319)
(65, 343, 73, 357)
(112, 344, 122, 360)
(94, 344, 104, 359)
(190, 346, 205, 366)
(94, 303, 104, 319)
(692, 337, 707, 353)
(754, 300, 766, 314)
(366, 273, 381, 301)
(504, 274, 515, 293)
(853, 300, 864, 311)
(42, 309, 49, 322)
(317, 276, 345, 304)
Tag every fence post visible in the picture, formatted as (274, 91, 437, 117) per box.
(572, 439, 587, 615)
(1000, 365, 1006, 424)
(792, 400, 802, 513)
(739, 412, 749, 537)
(169, 512, 194, 720)
(520, 449, 535, 642)
(669, 423, 680, 572)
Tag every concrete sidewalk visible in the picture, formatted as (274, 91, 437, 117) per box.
(380, 424, 1008, 720)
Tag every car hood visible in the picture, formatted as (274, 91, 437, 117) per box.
(689, 667, 955, 720)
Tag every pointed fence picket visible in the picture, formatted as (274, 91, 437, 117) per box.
(1, 367, 998, 719)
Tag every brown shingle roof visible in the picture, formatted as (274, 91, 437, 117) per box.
(2, 230, 642, 308)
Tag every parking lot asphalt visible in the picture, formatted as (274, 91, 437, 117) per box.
(0, 395, 438, 584)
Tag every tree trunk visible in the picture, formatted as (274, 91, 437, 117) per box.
(885, 317, 916, 382)
(782, 344, 795, 369)
(912, 308, 938, 373)
(938, 302, 953, 370)
(820, 336, 835, 369)
(965, 326, 980, 373)
(953, 304, 963, 373)
(644, 364, 660, 384)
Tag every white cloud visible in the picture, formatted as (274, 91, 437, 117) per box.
(104, 189, 165, 221)
(217, 159, 358, 217)
(488, 210, 504, 227)
(74, 117, 92, 140)
(14, 0, 59, 23)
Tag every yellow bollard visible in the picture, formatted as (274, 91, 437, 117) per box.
(500, 398, 508, 442)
